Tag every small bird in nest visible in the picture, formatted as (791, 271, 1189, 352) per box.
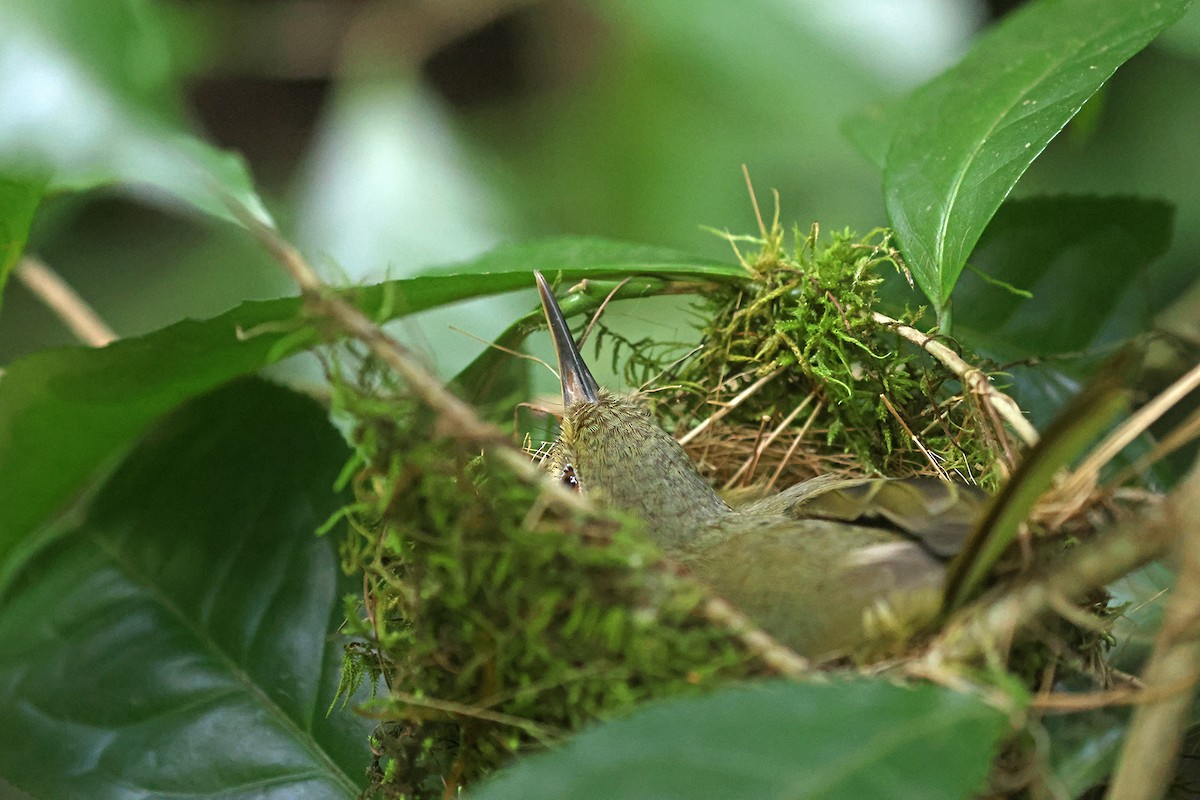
(534, 271, 990, 660)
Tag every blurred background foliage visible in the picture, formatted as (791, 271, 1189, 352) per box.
(5, 0, 1198, 390)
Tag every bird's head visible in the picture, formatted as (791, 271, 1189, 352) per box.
(535, 272, 729, 544)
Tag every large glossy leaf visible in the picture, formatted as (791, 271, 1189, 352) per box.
(0, 0, 269, 225)
(883, 0, 1191, 318)
(955, 196, 1174, 355)
(472, 679, 1012, 800)
(0, 236, 742, 571)
(0, 177, 42, 309)
(0, 379, 372, 798)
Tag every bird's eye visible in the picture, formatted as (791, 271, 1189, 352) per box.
(561, 464, 580, 491)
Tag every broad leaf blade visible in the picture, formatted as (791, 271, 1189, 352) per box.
(884, 0, 1191, 315)
(955, 195, 1174, 355)
(472, 680, 1012, 800)
(0, 236, 743, 568)
(0, 379, 372, 799)
(0, 0, 269, 226)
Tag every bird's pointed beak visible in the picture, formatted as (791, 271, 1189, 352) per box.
(535, 271, 601, 407)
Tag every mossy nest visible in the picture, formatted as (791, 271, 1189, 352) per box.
(327, 226, 1109, 798)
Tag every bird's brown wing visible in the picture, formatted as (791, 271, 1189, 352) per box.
(746, 476, 989, 560)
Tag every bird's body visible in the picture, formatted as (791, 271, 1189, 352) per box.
(535, 274, 989, 659)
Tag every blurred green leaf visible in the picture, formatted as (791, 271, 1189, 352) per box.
(955, 196, 1174, 354)
(840, 100, 899, 172)
(1042, 704, 1130, 797)
(883, 0, 1191, 318)
(0, 379, 372, 799)
(473, 679, 1012, 800)
(0, 235, 741, 572)
(0, 0, 269, 226)
(0, 177, 42, 309)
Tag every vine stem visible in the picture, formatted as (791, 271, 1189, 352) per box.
(15, 257, 117, 347)
(872, 311, 1039, 447)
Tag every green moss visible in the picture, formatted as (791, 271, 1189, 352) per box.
(328, 375, 764, 798)
(635, 225, 1010, 491)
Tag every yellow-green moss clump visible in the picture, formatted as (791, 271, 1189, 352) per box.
(330, 390, 767, 798)
(623, 226, 1013, 494)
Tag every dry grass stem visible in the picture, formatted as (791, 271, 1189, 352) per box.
(15, 257, 118, 347)
(722, 395, 815, 489)
(679, 367, 782, 446)
(872, 311, 1038, 447)
(766, 400, 826, 491)
(880, 393, 950, 479)
(1107, 456, 1200, 800)
(579, 277, 630, 347)
(1056, 359, 1200, 507)
(1110, 404, 1200, 488)
(373, 692, 561, 744)
(448, 325, 558, 378)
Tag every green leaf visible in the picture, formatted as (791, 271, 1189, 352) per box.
(0, 236, 742, 572)
(883, 0, 1192, 317)
(955, 195, 1174, 355)
(0, 176, 42, 310)
(0, 0, 269, 226)
(0, 379, 372, 798)
(472, 679, 1012, 800)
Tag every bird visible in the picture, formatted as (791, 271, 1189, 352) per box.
(534, 271, 990, 660)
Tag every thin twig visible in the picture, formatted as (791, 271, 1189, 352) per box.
(15, 257, 117, 346)
(226, 200, 570, 498)
(1031, 678, 1195, 713)
(872, 312, 1038, 447)
(1107, 455, 1200, 800)
(699, 596, 811, 676)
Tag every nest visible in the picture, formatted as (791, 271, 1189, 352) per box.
(325, 224, 1183, 798)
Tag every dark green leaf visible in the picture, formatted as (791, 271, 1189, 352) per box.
(472, 679, 1012, 800)
(0, 379, 372, 799)
(0, 0, 269, 225)
(955, 196, 1174, 354)
(0, 177, 42, 310)
(0, 236, 741, 571)
(884, 0, 1191, 316)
